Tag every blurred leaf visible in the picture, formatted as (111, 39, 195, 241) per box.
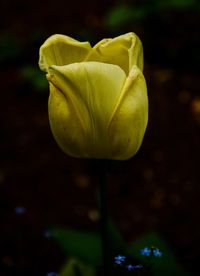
(95, 183, 129, 255)
(105, 5, 134, 29)
(107, 219, 128, 255)
(51, 227, 102, 266)
(105, 4, 147, 30)
(104, 0, 200, 32)
(0, 34, 22, 63)
(51, 220, 129, 268)
(60, 258, 95, 276)
(20, 66, 48, 91)
(154, 0, 198, 9)
(129, 232, 190, 276)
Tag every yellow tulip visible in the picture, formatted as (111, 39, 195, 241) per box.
(39, 32, 148, 160)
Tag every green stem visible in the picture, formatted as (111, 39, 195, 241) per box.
(99, 160, 110, 276)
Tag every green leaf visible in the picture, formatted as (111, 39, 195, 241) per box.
(20, 66, 48, 91)
(129, 232, 190, 276)
(105, 4, 147, 30)
(107, 219, 129, 255)
(0, 34, 22, 62)
(154, 0, 197, 9)
(51, 222, 129, 267)
(105, 5, 134, 29)
(60, 258, 95, 276)
(51, 227, 102, 266)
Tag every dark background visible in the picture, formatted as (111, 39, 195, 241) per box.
(0, 0, 200, 275)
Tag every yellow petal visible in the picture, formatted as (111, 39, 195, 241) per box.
(48, 82, 86, 157)
(108, 65, 148, 160)
(39, 34, 92, 72)
(47, 62, 126, 158)
(87, 32, 143, 75)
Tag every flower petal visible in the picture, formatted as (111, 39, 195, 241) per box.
(48, 81, 87, 157)
(87, 32, 143, 75)
(47, 62, 126, 158)
(39, 34, 92, 72)
(108, 65, 148, 160)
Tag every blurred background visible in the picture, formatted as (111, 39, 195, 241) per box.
(0, 0, 200, 275)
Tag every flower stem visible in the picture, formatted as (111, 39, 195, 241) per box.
(99, 160, 110, 276)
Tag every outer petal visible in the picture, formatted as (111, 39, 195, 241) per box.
(39, 34, 92, 72)
(108, 65, 148, 160)
(47, 61, 126, 158)
(87, 32, 143, 75)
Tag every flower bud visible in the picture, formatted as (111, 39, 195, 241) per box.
(39, 33, 148, 160)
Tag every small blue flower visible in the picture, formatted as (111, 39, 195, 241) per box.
(126, 264, 143, 270)
(126, 264, 135, 271)
(114, 255, 126, 264)
(134, 265, 143, 269)
(15, 206, 27, 215)
(140, 247, 151, 256)
(46, 272, 58, 276)
(153, 248, 163, 257)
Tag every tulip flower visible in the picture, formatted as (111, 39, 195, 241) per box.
(39, 32, 148, 160)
